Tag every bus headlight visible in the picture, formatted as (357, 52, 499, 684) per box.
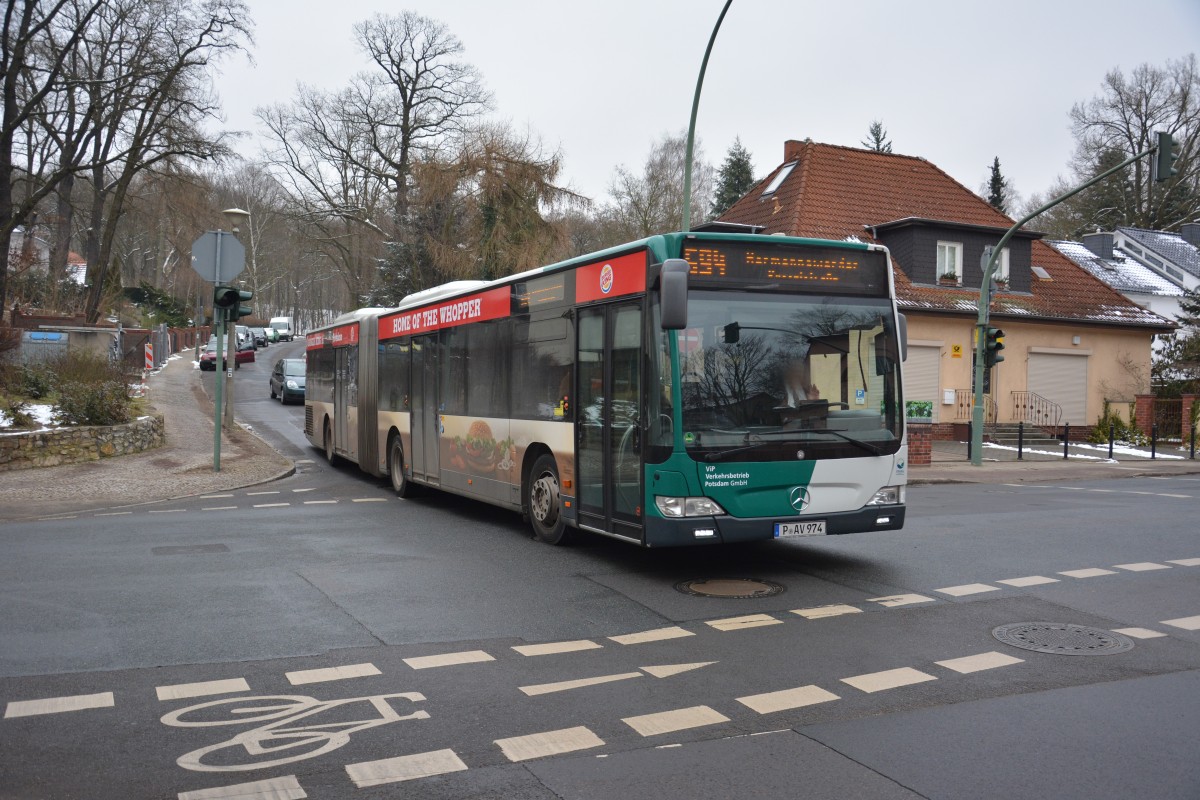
(866, 485, 904, 505)
(655, 496, 727, 518)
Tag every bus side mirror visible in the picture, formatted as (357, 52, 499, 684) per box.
(897, 313, 908, 361)
(659, 259, 689, 330)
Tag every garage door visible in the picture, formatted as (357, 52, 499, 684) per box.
(1027, 353, 1088, 427)
(905, 345, 942, 421)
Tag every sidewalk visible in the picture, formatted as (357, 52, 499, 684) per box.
(0, 354, 293, 522)
(2, 357, 1198, 520)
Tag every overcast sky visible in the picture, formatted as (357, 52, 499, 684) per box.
(212, 0, 1200, 211)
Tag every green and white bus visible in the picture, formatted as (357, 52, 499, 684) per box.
(305, 230, 908, 547)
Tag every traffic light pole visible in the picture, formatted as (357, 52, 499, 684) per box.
(969, 144, 1157, 465)
(225, 313, 237, 430)
(213, 308, 226, 472)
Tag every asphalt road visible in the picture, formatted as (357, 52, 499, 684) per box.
(1, 380, 1198, 799)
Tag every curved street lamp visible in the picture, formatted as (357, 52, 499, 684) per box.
(681, 0, 733, 232)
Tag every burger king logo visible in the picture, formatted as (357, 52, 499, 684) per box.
(599, 263, 614, 294)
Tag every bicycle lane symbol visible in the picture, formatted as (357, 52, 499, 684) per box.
(160, 692, 429, 772)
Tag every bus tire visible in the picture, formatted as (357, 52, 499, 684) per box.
(527, 454, 573, 545)
(323, 419, 339, 466)
(388, 434, 419, 498)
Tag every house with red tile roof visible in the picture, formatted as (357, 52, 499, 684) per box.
(717, 140, 1175, 430)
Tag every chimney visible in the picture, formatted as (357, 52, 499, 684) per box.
(1180, 222, 1200, 247)
(784, 139, 806, 163)
(1082, 232, 1115, 259)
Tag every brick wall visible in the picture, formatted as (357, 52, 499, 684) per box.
(908, 422, 932, 465)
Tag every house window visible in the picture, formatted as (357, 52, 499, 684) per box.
(994, 248, 1010, 283)
(761, 162, 796, 197)
(936, 241, 962, 283)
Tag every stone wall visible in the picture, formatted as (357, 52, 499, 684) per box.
(0, 414, 164, 471)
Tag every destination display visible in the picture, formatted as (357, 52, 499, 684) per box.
(681, 241, 889, 295)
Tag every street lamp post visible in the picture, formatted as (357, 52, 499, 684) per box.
(681, 0, 733, 232)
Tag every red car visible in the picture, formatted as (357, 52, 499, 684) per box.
(198, 339, 244, 371)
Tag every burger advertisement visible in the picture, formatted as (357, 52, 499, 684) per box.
(447, 420, 515, 477)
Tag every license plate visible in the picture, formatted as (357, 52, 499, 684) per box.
(774, 520, 826, 538)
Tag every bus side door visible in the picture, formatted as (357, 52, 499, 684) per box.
(576, 301, 644, 541)
(410, 334, 439, 484)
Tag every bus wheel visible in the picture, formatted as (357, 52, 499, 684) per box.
(527, 454, 573, 545)
(323, 419, 338, 466)
(388, 435, 418, 498)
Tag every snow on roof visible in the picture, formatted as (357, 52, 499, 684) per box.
(1050, 240, 1184, 297)
(1118, 226, 1200, 280)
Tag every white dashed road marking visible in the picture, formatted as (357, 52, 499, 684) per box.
(791, 604, 861, 619)
(935, 583, 999, 597)
(5, 692, 114, 719)
(1058, 568, 1118, 578)
(935, 651, 1024, 674)
(737, 685, 840, 714)
(202, 506, 237, 511)
(286, 663, 381, 685)
(1113, 562, 1170, 572)
(997, 575, 1059, 587)
(1168, 558, 1200, 566)
(868, 594, 935, 607)
(156, 678, 250, 701)
(345, 749, 468, 787)
(1161, 615, 1200, 631)
(640, 662, 716, 678)
(609, 626, 694, 645)
(303, 500, 338, 505)
(706, 614, 782, 631)
(513, 640, 602, 657)
(1112, 627, 1168, 639)
(404, 650, 495, 670)
(495, 726, 605, 762)
(352, 498, 389, 503)
(622, 705, 730, 737)
(841, 667, 937, 694)
(253, 503, 290, 509)
(178, 775, 305, 800)
(520, 672, 643, 696)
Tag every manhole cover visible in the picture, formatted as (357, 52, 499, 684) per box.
(992, 622, 1135, 656)
(674, 578, 785, 599)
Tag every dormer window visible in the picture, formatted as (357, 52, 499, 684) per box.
(761, 162, 797, 197)
(994, 248, 1010, 283)
(937, 241, 962, 284)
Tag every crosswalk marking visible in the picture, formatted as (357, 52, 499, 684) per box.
(156, 678, 250, 701)
(737, 685, 840, 714)
(1161, 615, 1200, 631)
(345, 749, 468, 787)
(841, 667, 937, 694)
(286, 663, 380, 686)
(404, 650, 494, 670)
(935, 651, 1024, 674)
(935, 583, 999, 597)
(868, 594, 935, 607)
(1113, 562, 1170, 572)
(622, 705, 730, 737)
(513, 640, 602, 657)
(5, 692, 115, 719)
(178, 775, 305, 800)
(609, 626, 694, 645)
(791, 604, 861, 619)
(1112, 627, 1168, 639)
(495, 726, 604, 762)
(1059, 568, 1118, 578)
(706, 614, 782, 631)
(997, 575, 1059, 587)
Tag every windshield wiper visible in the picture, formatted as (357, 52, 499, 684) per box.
(703, 440, 779, 463)
(701, 428, 885, 461)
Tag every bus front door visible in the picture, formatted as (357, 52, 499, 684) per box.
(410, 334, 439, 484)
(577, 301, 643, 541)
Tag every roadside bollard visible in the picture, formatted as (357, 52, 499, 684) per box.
(1151, 423, 1157, 460)
(1108, 423, 1115, 460)
(1017, 421, 1024, 461)
(966, 420, 972, 462)
(1063, 423, 1070, 460)
(1192, 426, 1196, 460)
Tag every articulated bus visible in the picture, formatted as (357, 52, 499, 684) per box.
(305, 231, 908, 547)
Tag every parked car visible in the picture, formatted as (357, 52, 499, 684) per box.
(269, 358, 306, 404)
(236, 325, 257, 350)
(236, 336, 256, 364)
(199, 338, 239, 371)
(264, 327, 280, 344)
(249, 327, 268, 347)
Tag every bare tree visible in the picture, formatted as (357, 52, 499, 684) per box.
(1, 0, 106, 315)
(604, 131, 713, 241)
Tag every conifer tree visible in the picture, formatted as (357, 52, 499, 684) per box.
(986, 157, 1010, 214)
(861, 121, 893, 153)
(709, 138, 757, 218)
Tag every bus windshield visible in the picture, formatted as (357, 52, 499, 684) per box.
(669, 290, 902, 462)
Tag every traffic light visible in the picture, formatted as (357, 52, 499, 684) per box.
(1154, 131, 1180, 183)
(213, 285, 253, 321)
(984, 327, 1005, 368)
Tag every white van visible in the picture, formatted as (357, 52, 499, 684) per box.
(269, 317, 294, 342)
